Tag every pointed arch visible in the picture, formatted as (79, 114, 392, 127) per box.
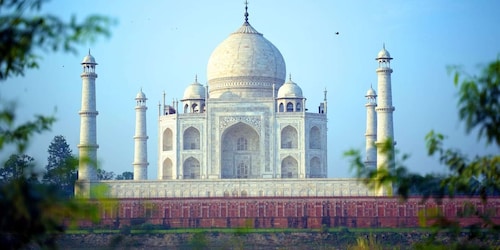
(221, 122, 260, 178)
(162, 158, 173, 179)
(286, 102, 293, 112)
(183, 157, 200, 179)
(281, 125, 298, 149)
(163, 128, 173, 151)
(281, 156, 298, 178)
(309, 126, 321, 149)
(279, 103, 284, 112)
(296, 102, 301, 112)
(184, 104, 189, 113)
(183, 127, 200, 150)
(310, 157, 321, 178)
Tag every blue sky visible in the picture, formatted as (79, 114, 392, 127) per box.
(2, 0, 499, 178)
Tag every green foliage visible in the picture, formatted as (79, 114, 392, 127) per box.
(345, 139, 432, 199)
(43, 135, 77, 198)
(97, 168, 115, 180)
(0, 172, 99, 249)
(0, 0, 113, 247)
(345, 59, 500, 247)
(449, 60, 500, 146)
(0, 103, 55, 152)
(187, 232, 209, 250)
(116, 171, 133, 180)
(347, 234, 385, 250)
(0, 153, 36, 183)
(0, 0, 114, 80)
(425, 130, 500, 200)
(0, 107, 101, 249)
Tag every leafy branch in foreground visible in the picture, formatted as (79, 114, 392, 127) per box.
(0, 107, 99, 249)
(345, 59, 500, 247)
(449, 60, 500, 146)
(0, 104, 55, 152)
(0, 0, 114, 247)
(0, 0, 115, 80)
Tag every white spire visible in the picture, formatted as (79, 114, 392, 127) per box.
(133, 89, 149, 180)
(364, 85, 377, 169)
(76, 52, 99, 197)
(374, 45, 395, 196)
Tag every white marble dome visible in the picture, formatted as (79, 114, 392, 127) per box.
(365, 87, 376, 97)
(278, 78, 303, 98)
(182, 78, 205, 100)
(376, 46, 392, 60)
(207, 22, 286, 98)
(136, 90, 147, 100)
(82, 52, 97, 65)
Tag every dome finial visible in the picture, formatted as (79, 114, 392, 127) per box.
(195, 74, 198, 82)
(289, 73, 292, 81)
(244, 0, 249, 23)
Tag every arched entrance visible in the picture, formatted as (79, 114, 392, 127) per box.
(221, 122, 260, 178)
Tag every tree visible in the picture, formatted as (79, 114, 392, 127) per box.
(0, 104, 55, 153)
(0, 0, 112, 248)
(345, 59, 500, 247)
(42, 135, 77, 198)
(0, 154, 98, 249)
(97, 168, 115, 180)
(116, 171, 133, 180)
(0, 154, 36, 184)
(451, 60, 500, 146)
(0, 0, 113, 80)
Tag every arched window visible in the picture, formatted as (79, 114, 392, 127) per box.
(296, 102, 301, 112)
(310, 157, 321, 178)
(162, 158, 173, 179)
(279, 103, 284, 112)
(184, 104, 189, 113)
(163, 128, 173, 151)
(281, 156, 298, 178)
(237, 162, 248, 178)
(281, 125, 298, 149)
(237, 137, 247, 151)
(309, 126, 321, 149)
(183, 127, 200, 150)
(183, 157, 200, 179)
(286, 102, 293, 112)
(192, 103, 198, 113)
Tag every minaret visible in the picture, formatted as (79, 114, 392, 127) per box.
(375, 45, 395, 196)
(133, 89, 149, 180)
(76, 51, 99, 196)
(323, 88, 327, 113)
(365, 85, 377, 168)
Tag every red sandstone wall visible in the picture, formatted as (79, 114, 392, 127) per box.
(94, 196, 500, 229)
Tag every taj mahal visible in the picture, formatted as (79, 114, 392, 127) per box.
(75, 5, 395, 198)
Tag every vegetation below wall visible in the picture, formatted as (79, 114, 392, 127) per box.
(57, 228, 500, 249)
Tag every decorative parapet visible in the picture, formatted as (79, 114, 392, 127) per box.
(95, 178, 374, 199)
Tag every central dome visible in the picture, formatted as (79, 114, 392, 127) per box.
(207, 22, 286, 98)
